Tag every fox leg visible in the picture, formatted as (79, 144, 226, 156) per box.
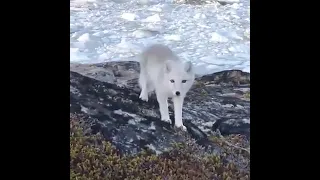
(139, 68, 149, 102)
(173, 97, 187, 131)
(156, 92, 171, 123)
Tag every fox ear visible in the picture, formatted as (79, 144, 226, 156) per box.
(184, 61, 193, 73)
(164, 60, 172, 73)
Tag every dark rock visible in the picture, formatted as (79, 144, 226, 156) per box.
(70, 61, 250, 158)
(217, 0, 239, 5)
(200, 69, 250, 86)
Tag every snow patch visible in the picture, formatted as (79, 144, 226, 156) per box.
(77, 33, 90, 42)
(121, 13, 137, 21)
(142, 14, 161, 22)
(210, 32, 229, 43)
(164, 34, 181, 41)
(70, 0, 250, 74)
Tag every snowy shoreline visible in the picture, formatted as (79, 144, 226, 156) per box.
(70, 0, 250, 76)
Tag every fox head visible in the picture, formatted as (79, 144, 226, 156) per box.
(163, 60, 195, 97)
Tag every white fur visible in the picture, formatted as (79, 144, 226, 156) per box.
(138, 44, 195, 131)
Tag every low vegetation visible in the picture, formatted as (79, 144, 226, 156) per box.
(70, 114, 249, 180)
(243, 91, 250, 100)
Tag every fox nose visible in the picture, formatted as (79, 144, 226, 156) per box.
(175, 91, 180, 96)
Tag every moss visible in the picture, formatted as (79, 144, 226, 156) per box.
(70, 114, 250, 180)
(209, 134, 250, 156)
(193, 80, 205, 88)
(243, 91, 250, 100)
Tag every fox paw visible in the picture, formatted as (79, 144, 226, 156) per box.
(139, 93, 148, 102)
(175, 124, 187, 131)
(161, 118, 171, 123)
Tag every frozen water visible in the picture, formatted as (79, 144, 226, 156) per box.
(70, 0, 250, 75)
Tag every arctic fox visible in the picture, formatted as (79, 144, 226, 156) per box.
(138, 44, 195, 130)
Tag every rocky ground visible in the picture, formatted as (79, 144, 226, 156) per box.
(70, 61, 250, 177)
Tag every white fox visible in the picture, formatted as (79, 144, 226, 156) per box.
(138, 44, 195, 130)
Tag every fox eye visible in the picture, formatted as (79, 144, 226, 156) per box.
(170, 79, 175, 83)
(182, 80, 187, 83)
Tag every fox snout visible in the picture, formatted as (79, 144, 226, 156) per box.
(175, 91, 180, 96)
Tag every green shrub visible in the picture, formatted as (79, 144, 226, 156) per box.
(70, 114, 249, 180)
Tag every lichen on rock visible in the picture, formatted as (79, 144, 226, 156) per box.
(70, 61, 250, 179)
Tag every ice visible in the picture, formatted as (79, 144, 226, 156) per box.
(210, 32, 229, 43)
(164, 34, 181, 41)
(77, 33, 90, 42)
(142, 14, 161, 23)
(70, 0, 250, 74)
(121, 13, 137, 21)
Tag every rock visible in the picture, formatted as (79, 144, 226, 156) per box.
(200, 69, 250, 86)
(70, 63, 116, 83)
(70, 61, 250, 168)
(218, 0, 239, 5)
